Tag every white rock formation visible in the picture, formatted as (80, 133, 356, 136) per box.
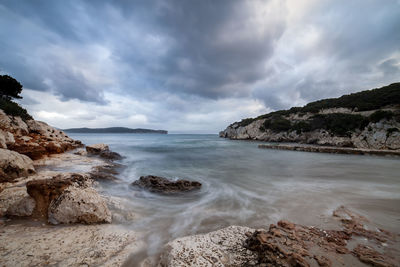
(158, 226, 257, 267)
(0, 148, 35, 182)
(48, 186, 112, 224)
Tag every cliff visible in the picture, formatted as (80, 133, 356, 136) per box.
(220, 83, 400, 150)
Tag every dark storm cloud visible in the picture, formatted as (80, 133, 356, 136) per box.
(0, 0, 399, 123)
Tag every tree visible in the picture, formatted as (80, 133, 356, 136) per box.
(0, 75, 23, 100)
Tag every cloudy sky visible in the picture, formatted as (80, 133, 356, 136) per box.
(1, 0, 399, 133)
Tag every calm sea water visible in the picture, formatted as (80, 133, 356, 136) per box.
(68, 133, 400, 260)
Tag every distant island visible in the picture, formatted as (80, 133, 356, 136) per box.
(64, 127, 168, 134)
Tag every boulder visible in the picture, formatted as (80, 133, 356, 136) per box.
(26, 173, 92, 219)
(99, 150, 123, 160)
(48, 186, 111, 224)
(158, 226, 258, 266)
(89, 163, 122, 181)
(9, 141, 48, 160)
(0, 148, 35, 182)
(86, 144, 109, 155)
(0, 186, 33, 216)
(6, 196, 36, 217)
(0, 129, 15, 149)
(132, 175, 201, 194)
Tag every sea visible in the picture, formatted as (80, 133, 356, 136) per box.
(68, 133, 400, 262)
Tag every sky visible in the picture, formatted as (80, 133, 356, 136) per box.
(1, 0, 399, 133)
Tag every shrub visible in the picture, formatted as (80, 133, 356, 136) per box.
(292, 121, 312, 134)
(369, 110, 394, 123)
(0, 99, 33, 121)
(262, 116, 292, 132)
(310, 113, 369, 136)
(386, 127, 399, 137)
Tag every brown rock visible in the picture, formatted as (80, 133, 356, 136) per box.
(278, 220, 296, 230)
(352, 244, 396, 267)
(314, 255, 331, 267)
(131, 175, 202, 194)
(26, 173, 91, 218)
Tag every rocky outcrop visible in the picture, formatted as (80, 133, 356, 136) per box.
(132, 175, 202, 194)
(158, 226, 258, 266)
(220, 111, 400, 151)
(0, 109, 82, 160)
(26, 173, 110, 224)
(0, 186, 35, 217)
(48, 186, 111, 224)
(86, 143, 123, 160)
(159, 206, 399, 267)
(86, 143, 110, 154)
(26, 173, 92, 219)
(0, 148, 35, 182)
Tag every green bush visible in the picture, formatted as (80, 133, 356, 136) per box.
(0, 99, 33, 121)
(310, 114, 369, 137)
(262, 116, 292, 132)
(387, 127, 399, 137)
(369, 110, 394, 123)
(292, 121, 312, 134)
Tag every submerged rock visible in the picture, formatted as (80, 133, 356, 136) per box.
(99, 150, 123, 160)
(89, 163, 122, 181)
(132, 175, 201, 194)
(0, 148, 35, 182)
(86, 143, 110, 154)
(86, 143, 122, 160)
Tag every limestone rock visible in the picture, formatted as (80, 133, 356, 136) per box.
(6, 195, 35, 217)
(0, 186, 31, 216)
(0, 148, 35, 182)
(132, 175, 202, 194)
(48, 186, 111, 224)
(158, 226, 258, 267)
(26, 173, 92, 218)
(0, 129, 15, 149)
(86, 143, 110, 155)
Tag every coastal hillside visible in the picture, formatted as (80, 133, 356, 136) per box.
(220, 83, 400, 150)
(64, 127, 167, 134)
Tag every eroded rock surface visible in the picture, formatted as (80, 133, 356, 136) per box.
(132, 175, 202, 194)
(86, 143, 110, 154)
(159, 207, 399, 267)
(0, 148, 35, 182)
(48, 186, 111, 224)
(158, 226, 258, 267)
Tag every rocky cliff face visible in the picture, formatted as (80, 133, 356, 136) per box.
(220, 107, 400, 150)
(0, 109, 82, 157)
(0, 109, 82, 182)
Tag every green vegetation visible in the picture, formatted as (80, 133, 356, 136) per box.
(369, 110, 394, 123)
(386, 127, 399, 137)
(0, 75, 33, 121)
(259, 113, 369, 137)
(258, 110, 400, 137)
(0, 98, 33, 121)
(309, 114, 369, 136)
(232, 83, 400, 128)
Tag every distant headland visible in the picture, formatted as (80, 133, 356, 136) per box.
(64, 127, 168, 134)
